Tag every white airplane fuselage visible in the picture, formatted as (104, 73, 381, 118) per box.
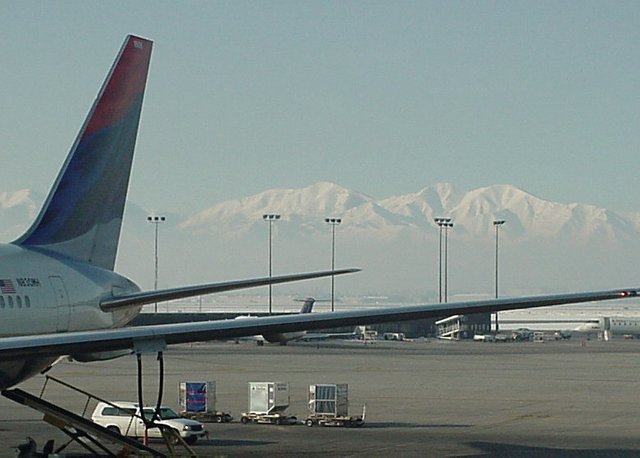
(262, 331, 306, 343)
(576, 316, 640, 335)
(0, 244, 141, 387)
(234, 299, 313, 344)
(0, 244, 140, 337)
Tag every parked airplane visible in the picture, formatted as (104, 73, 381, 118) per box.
(234, 297, 320, 344)
(262, 297, 320, 343)
(302, 325, 368, 341)
(575, 317, 640, 336)
(235, 298, 373, 343)
(0, 34, 637, 395)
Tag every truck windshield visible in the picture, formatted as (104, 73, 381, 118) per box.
(142, 407, 180, 420)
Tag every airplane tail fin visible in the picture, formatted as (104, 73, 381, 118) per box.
(14, 35, 153, 270)
(299, 297, 316, 314)
(294, 297, 333, 314)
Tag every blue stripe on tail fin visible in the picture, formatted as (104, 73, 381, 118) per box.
(14, 35, 152, 271)
(299, 297, 316, 314)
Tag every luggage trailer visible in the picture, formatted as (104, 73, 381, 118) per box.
(304, 384, 365, 427)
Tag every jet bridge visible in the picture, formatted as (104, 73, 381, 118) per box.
(435, 315, 464, 340)
(436, 314, 491, 340)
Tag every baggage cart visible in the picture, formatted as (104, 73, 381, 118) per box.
(239, 412, 298, 425)
(305, 384, 365, 427)
(305, 405, 366, 428)
(178, 381, 233, 423)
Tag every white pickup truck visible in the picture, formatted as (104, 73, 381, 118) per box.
(91, 401, 206, 444)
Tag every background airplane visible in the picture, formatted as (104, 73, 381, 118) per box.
(261, 297, 321, 344)
(234, 297, 320, 345)
(575, 317, 640, 337)
(302, 325, 370, 342)
(0, 34, 637, 393)
(236, 298, 375, 344)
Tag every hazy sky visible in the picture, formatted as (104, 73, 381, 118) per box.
(1, 1, 639, 216)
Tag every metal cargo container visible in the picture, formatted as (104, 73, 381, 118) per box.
(248, 382, 290, 414)
(179, 381, 215, 413)
(308, 384, 348, 417)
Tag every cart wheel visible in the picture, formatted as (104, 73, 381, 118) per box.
(305, 419, 314, 427)
(215, 415, 223, 423)
(241, 416, 249, 424)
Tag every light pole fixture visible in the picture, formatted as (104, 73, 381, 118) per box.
(442, 221, 454, 303)
(147, 215, 166, 313)
(434, 217, 452, 303)
(263, 214, 281, 315)
(493, 219, 506, 331)
(325, 217, 342, 312)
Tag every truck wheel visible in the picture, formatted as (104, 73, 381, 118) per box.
(215, 415, 223, 423)
(106, 425, 121, 435)
(241, 416, 249, 424)
(305, 419, 314, 427)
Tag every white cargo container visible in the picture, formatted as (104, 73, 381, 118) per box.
(240, 382, 296, 425)
(248, 382, 290, 414)
(308, 384, 349, 417)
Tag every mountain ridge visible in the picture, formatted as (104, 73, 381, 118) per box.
(180, 182, 640, 243)
(2, 183, 638, 297)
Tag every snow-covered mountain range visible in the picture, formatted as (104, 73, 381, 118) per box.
(182, 182, 639, 243)
(2, 183, 639, 300)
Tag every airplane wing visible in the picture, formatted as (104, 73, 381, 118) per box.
(0, 288, 635, 360)
(100, 268, 360, 311)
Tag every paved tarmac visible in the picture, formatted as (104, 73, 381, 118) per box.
(2, 338, 640, 457)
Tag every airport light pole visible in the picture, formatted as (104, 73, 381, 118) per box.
(493, 219, 506, 331)
(325, 217, 342, 312)
(434, 217, 451, 303)
(263, 214, 280, 315)
(147, 215, 166, 313)
(443, 221, 454, 303)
